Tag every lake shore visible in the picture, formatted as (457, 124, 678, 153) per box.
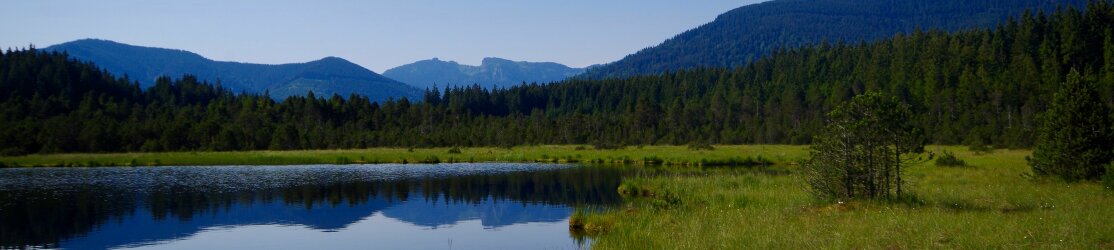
(0, 145, 808, 167)
(576, 146, 1114, 249)
(4, 145, 1112, 248)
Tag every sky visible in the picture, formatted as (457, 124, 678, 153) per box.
(1, 0, 767, 72)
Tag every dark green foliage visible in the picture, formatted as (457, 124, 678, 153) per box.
(804, 92, 925, 201)
(687, 141, 715, 151)
(1028, 70, 1114, 181)
(698, 156, 773, 168)
(1103, 163, 1114, 189)
(581, 0, 1086, 79)
(593, 142, 625, 150)
(936, 150, 968, 167)
(968, 142, 994, 155)
(0, 148, 26, 157)
(448, 147, 462, 154)
(2, 4, 1114, 153)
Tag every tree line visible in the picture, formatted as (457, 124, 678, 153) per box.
(2, 2, 1113, 155)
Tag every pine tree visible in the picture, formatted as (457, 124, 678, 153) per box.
(803, 92, 925, 201)
(1028, 70, 1114, 180)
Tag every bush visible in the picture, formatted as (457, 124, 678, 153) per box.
(968, 142, 993, 155)
(593, 141, 625, 150)
(935, 150, 967, 167)
(1104, 163, 1114, 190)
(0, 148, 27, 156)
(447, 147, 462, 154)
(687, 141, 715, 151)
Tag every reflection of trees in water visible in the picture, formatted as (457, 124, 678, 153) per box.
(0, 166, 629, 248)
(0, 188, 139, 248)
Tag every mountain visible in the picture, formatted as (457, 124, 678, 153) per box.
(44, 39, 420, 100)
(579, 0, 1089, 79)
(383, 57, 585, 89)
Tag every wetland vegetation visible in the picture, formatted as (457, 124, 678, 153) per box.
(575, 146, 1114, 249)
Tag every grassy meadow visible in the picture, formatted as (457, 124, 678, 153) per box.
(0, 145, 807, 167)
(575, 146, 1114, 249)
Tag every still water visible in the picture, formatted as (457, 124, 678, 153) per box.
(0, 163, 629, 249)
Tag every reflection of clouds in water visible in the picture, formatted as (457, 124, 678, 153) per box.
(117, 214, 579, 250)
(0, 164, 626, 249)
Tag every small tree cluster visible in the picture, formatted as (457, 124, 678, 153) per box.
(1104, 163, 1114, 190)
(935, 150, 967, 167)
(1028, 71, 1114, 181)
(804, 92, 926, 201)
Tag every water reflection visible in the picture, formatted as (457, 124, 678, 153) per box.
(0, 164, 628, 249)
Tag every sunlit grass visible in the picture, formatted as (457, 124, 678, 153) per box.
(583, 146, 1114, 249)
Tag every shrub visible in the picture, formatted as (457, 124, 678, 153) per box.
(968, 142, 993, 155)
(0, 148, 27, 156)
(593, 141, 624, 150)
(935, 150, 967, 167)
(687, 141, 715, 151)
(447, 147, 462, 154)
(1104, 163, 1114, 190)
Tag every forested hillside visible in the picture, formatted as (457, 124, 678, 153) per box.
(44, 39, 420, 100)
(2, 2, 1112, 154)
(580, 0, 1088, 79)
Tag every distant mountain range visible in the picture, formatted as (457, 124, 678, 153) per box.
(44, 39, 420, 100)
(383, 57, 585, 90)
(579, 0, 1089, 79)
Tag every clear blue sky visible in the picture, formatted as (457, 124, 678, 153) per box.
(1, 0, 766, 72)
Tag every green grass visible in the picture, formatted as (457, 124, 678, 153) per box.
(580, 146, 1114, 249)
(0, 145, 808, 167)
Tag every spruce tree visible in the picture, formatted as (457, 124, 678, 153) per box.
(1028, 70, 1114, 181)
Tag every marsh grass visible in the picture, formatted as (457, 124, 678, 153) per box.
(584, 146, 1114, 249)
(0, 145, 808, 167)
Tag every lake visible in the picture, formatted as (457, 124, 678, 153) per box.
(0, 163, 630, 249)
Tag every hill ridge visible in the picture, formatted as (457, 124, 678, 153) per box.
(45, 39, 420, 100)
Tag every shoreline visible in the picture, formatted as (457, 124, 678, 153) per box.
(0, 145, 809, 168)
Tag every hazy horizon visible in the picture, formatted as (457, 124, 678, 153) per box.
(1, 0, 766, 72)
